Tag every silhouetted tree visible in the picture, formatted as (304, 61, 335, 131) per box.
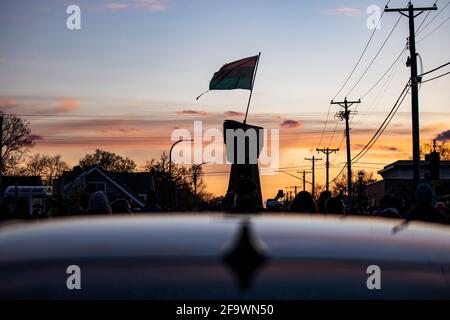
(143, 152, 209, 209)
(1, 113, 35, 174)
(22, 154, 69, 185)
(421, 141, 449, 160)
(78, 149, 136, 172)
(332, 170, 376, 196)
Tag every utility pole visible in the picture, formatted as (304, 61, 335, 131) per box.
(332, 98, 360, 201)
(385, 2, 437, 186)
(316, 147, 339, 192)
(193, 162, 208, 209)
(305, 156, 321, 198)
(298, 170, 311, 191)
(290, 185, 301, 196)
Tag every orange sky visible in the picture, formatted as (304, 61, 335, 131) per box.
(1, 0, 449, 201)
(13, 106, 448, 202)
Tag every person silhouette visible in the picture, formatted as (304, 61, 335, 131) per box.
(233, 177, 261, 213)
(405, 184, 448, 224)
(289, 191, 317, 213)
(325, 197, 345, 214)
(374, 194, 402, 219)
(318, 191, 332, 213)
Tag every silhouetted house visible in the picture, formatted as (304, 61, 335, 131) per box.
(366, 160, 450, 206)
(62, 167, 166, 209)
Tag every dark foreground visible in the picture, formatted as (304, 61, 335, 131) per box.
(0, 214, 449, 300)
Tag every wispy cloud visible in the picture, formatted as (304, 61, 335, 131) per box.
(29, 134, 44, 141)
(176, 109, 208, 116)
(104, 3, 129, 10)
(58, 98, 80, 113)
(0, 98, 18, 110)
(280, 119, 301, 129)
(0, 96, 81, 114)
(354, 144, 401, 152)
(321, 7, 362, 17)
(104, 0, 169, 12)
(223, 110, 245, 117)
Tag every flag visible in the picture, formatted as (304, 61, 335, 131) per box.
(209, 55, 259, 91)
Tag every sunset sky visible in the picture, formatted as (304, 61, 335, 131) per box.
(1, 0, 449, 201)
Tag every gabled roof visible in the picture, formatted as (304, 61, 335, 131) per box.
(64, 167, 145, 207)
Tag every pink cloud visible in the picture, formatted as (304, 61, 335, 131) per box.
(0, 98, 18, 110)
(58, 98, 80, 113)
(104, 0, 169, 12)
(335, 7, 361, 16)
(104, 3, 129, 10)
(29, 134, 44, 141)
(280, 119, 301, 129)
(176, 109, 208, 116)
(322, 7, 362, 17)
(224, 111, 245, 117)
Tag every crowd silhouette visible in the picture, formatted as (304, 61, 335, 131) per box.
(0, 178, 449, 225)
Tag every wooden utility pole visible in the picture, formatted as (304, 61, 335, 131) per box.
(332, 98, 360, 201)
(316, 147, 339, 192)
(297, 170, 311, 191)
(305, 156, 321, 198)
(385, 2, 437, 186)
(290, 185, 302, 196)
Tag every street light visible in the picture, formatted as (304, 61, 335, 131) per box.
(168, 138, 193, 210)
(193, 161, 209, 209)
(358, 170, 365, 195)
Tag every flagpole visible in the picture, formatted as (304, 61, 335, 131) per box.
(243, 52, 261, 124)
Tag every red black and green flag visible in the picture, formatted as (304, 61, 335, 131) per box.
(209, 55, 259, 91)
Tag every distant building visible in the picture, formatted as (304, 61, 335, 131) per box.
(366, 160, 450, 207)
(1, 176, 43, 194)
(61, 167, 165, 210)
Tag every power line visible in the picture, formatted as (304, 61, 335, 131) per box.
(352, 83, 410, 164)
(323, 2, 404, 149)
(327, 119, 340, 148)
(317, 0, 392, 149)
(332, 0, 392, 101)
(328, 81, 410, 185)
(317, 102, 332, 148)
(346, 15, 403, 97)
(417, 15, 450, 43)
(416, 0, 449, 36)
(421, 70, 450, 83)
(416, 0, 440, 33)
(359, 47, 407, 99)
(418, 61, 450, 77)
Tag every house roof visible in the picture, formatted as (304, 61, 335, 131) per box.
(63, 167, 147, 207)
(1, 176, 42, 192)
(378, 160, 450, 175)
(108, 172, 155, 196)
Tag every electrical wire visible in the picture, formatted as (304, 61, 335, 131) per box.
(345, 15, 403, 97)
(417, 16, 450, 43)
(317, 0, 392, 149)
(421, 71, 450, 83)
(416, 0, 449, 36)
